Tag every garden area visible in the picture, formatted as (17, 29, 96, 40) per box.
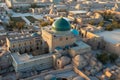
(96, 52, 119, 64)
(7, 17, 25, 30)
(40, 20, 53, 27)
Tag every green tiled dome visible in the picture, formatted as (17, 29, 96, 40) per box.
(52, 17, 71, 31)
(31, 33, 39, 37)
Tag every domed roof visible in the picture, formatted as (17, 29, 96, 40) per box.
(31, 33, 39, 37)
(52, 17, 71, 31)
(71, 29, 79, 36)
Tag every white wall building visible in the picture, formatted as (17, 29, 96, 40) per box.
(96, 29, 120, 56)
(11, 52, 53, 72)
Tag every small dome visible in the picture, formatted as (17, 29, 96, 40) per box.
(71, 29, 79, 36)
(52, 17, 71, 31)
(31, 33, 39, 37)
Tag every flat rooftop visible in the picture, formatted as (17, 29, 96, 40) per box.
(54, 5, 66, 7)
(96, 29, 120, 44)
(11, 52, 52, 64)
(71, 41, 91, 51)
(69, 10, 87, 14)
(54, 17, 73, 21)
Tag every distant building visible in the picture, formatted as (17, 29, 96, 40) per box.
(5, 0, 37, 8)
(96, 30, 120, 56)
(10, 17, 93, 73)
(11, 52, 53, 72)
(5, 0, 51, 8)
(68, 10, 91, 24)
(80, 27, 120, 55)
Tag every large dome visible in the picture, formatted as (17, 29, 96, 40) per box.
(52, 17, 71, 31)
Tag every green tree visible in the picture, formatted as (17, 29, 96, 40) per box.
(31, 3, 37, 8)
(16, 22, 25, 30)
(9, 21, 16, 28)
(111, 21, 118, 28)
(98, 21, 104, 27)
(89, 20, 94, 25)
(101, 11, 113, 21)
(109, 54, 118, 63)
(40, 22, 49, 27)
(97, 53, 109, 64)
(105, 24, 113, 31)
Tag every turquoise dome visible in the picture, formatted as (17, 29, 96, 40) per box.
(52, 17, 71, 31)
(71, 29, 79, 36)
(31, 33, 39, 37)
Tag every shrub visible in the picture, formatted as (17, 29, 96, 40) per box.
(98, 21, 104, 27)
(105, 24, 113, 31)
(97, 53, 109, 64)
(97, 52, 119, 64)
(109, 53, 118, 63)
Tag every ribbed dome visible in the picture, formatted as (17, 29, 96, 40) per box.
(52, 17, 71, 31)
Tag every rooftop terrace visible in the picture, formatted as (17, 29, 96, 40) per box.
(96, 29, 120, 44)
